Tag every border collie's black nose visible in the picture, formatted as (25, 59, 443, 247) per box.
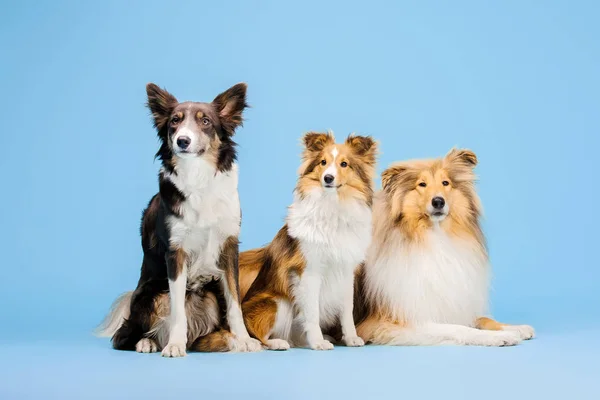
(324, 174, 334, 184)
(432, 197, 445, 209)
(176, 136, 191, 149)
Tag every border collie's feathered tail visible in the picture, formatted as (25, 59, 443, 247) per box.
(95, 292, 133, 337)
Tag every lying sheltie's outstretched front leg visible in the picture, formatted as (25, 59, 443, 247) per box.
(475, 317, 535, 340)
(243, 293, 291, 350)
(358, 317, 523, 347)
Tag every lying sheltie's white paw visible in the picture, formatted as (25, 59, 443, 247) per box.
(503, 325, 535, 340)
(136, 338, 159, 353)
(161, 342, 187, 357)
(266, 339, 290, 350)
(310, 339, 334, 350)
(476, 331, 522, 347)
(343, 336, 365, 347)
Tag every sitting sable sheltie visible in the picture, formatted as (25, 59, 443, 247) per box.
(97, 83, 261, 357)
(356, 149, 535, 346)
(240, 132, 377, 350)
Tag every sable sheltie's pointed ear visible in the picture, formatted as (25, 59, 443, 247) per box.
(146, 83, 178, 131)
(212, 83, 249, 136)
(303, 131, 335, 152)
(445, 148, 478, 168)
(346, 135, 378, 163)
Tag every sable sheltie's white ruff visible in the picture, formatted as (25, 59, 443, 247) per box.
(286, 185, 371, 347)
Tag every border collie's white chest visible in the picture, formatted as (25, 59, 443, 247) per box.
(165, 159, 241, 287)
(366, 225, 489, 326)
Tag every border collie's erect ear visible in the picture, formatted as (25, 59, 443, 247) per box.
(303, 131, 335, 152)
(146, 83, 178, 131)
(212, 83, 249, 136)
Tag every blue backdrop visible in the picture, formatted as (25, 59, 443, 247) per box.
(1, 1, 598, 398)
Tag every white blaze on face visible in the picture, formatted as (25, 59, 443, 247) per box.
(172, 106, 209, 156)
(322, 146, 338, 185)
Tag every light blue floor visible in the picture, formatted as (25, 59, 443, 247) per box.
(1, 325, 598, 400)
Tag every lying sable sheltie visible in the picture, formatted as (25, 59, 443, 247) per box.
(239, 132, 377, 350)
(356, 149, 535, 346)
(97, 83, 261, 356)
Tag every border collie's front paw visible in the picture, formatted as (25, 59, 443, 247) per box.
(343, 336, 365, 347)
(310, 339, 334, 350)
(136, 338, 159, 353)
(504, 325, 535, 340)
(161, 342, 187, 358)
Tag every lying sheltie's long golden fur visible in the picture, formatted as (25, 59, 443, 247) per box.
(355, 148, 535, 347)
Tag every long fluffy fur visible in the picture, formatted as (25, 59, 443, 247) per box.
(356, 148, 535, 347)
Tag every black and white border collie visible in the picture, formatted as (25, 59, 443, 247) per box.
(97, 83, 261, 356)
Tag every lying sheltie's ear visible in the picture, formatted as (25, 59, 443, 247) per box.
(346, 135, 378, 165)
(146, 83, 178, 131)
(303, 131, 335, 152)
(381, 164, 411, 191)
(212, 83, 249, 136)
(445, 148, 478, 168)
(381, 163, 419, 219)
(444, 148, 478, 183)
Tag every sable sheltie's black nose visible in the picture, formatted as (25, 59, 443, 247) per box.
(176, 136, 191, 149)
(324, 174, 335, 184)
(432, 197, 445, 209)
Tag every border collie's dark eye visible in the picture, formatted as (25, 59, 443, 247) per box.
(340, 161, 348, 168)
(321, 160, 326, 166)
(201, 117, 210, 125)
(442, 180, 449, 186)
(418, 182, 427, 187)
(171, 116, 180, 124)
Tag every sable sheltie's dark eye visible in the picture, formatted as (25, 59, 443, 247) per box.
(201, 117, 210, 125)
(340, 161, 348, 168)
(442, 180, 449, 186)
(321, 160, 327, 166)
(418, 182, 427, 187)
